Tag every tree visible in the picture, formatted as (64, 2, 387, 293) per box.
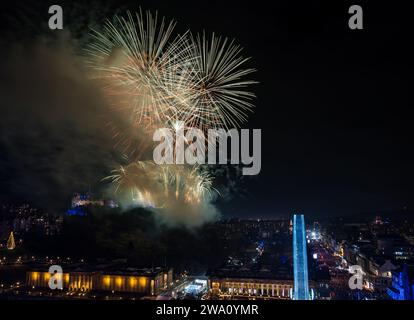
(7, 231, 16, 250)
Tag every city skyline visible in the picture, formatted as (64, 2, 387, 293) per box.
(1, 0, 414, 309)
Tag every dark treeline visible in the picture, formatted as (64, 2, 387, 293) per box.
(21, 207, 230, 274)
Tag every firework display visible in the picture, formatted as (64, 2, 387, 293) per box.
(106, 161, 217, 207)
(86, 8, 256, 222)
(179, 32, 257, 131)
(87, 9, 256, 130)
(86, 9, 195, 131)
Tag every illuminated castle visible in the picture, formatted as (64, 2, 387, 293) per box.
(292, 214, 310, 300)
(71, 193, 105, 208)
(67, 193, 118, 216)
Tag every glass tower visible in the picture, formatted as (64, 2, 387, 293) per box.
(293, 214, 310, 300)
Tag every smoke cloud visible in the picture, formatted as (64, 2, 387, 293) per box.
(0, 33, 115, 209)
(0, 32, 220, 227)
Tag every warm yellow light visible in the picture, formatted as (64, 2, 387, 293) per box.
(129, 277, 137, 287)
(103, 276, 111, 287)
(139, 277, 147, 287)
(116, 277, 123, 287)
(32, 272, 39, 281)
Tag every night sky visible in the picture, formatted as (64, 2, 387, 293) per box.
(0, 1, 413, 219)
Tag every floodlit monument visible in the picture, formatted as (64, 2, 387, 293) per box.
(293, 214, 310, 300)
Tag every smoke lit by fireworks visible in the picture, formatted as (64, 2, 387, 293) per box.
(86, 8, 256, 225)
(105, 161, 218, 207)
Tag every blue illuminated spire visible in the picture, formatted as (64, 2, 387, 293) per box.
(293, 214, 310, 300)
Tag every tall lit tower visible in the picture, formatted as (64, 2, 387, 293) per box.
(293, 214, 310, 300)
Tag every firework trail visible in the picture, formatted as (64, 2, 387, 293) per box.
(86, 9, 256, 131)
(176, 32, 257, 131)
(106, 161, 217, 207)
(85, 9, 195, 132)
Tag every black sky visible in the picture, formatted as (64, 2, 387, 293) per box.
(1, 0, 413, 219)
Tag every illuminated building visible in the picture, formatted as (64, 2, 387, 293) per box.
(207, 215, 317, 300)
(0, 204, 62, 236)
(68, 193, 118, 216)
(209, 277, 294, 299)
(27, 271, 73, 290)
(71, 193, 105, 208)
(208, 266, 317, 300)
(376, 235, 414, 260)
(374, 216, 383, 225)
(293, 214, 310, 300)
(387, 264, 414, 300)
(26, 267, 172, 296)
(185, 279, 208, 296)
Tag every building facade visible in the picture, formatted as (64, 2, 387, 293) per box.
(209, 276, 294, 299)
(387, 265, 414, 300)
(26, 267, 173, 296)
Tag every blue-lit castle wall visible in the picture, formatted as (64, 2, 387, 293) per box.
(387, 265, 414, 300)
(66, 193, 118, 216)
